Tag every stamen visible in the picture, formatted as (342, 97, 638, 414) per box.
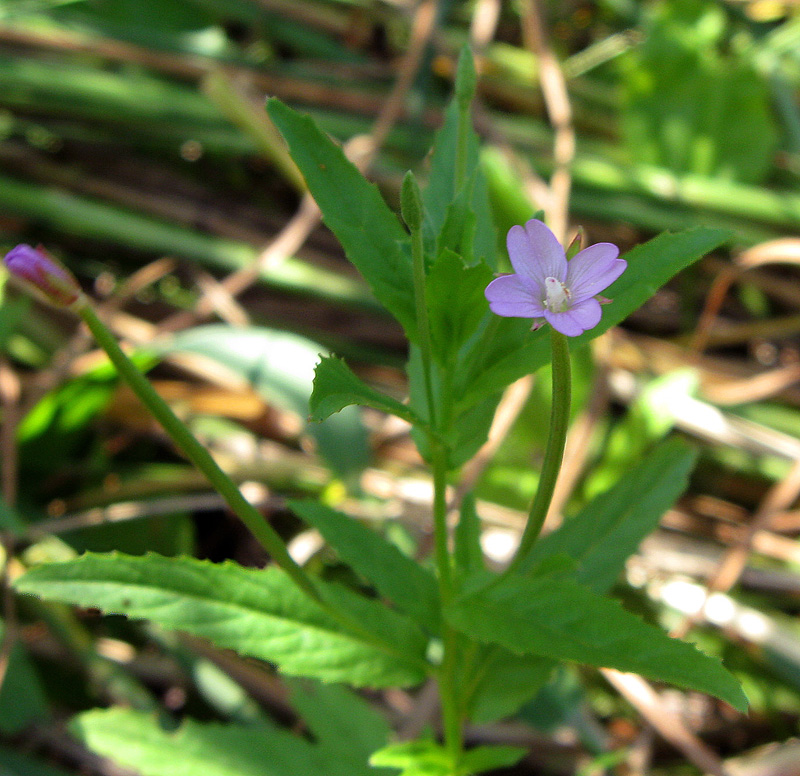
(544, 277, 570, 313)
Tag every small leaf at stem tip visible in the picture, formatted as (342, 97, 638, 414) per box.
(400, 171, 424, 232)
(455, 45, 477, 109)
(3, 244, 83, 308)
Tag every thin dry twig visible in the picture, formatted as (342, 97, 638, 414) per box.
(601, 670, 730, 776)
(159, 0, 438, 336)
(521, 0, 575, 243)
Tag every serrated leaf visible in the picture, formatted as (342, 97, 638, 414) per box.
(71, 708, 322, 776)
(310, 356, 422, 426)
(455, 227, 729, 413)
(522, 438, 698, 592)
(15, 553, 429, 688)
(290, 501, 440, 633)
(267, 99, 417, 337)
(446, 572, 747, 711)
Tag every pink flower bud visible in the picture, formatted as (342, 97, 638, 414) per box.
(4, 244, 82, 308)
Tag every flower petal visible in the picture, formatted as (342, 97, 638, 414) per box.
(506, 219, 566, 288)
(485, 274, 546, 318)
(565, 243, 626, 303)
(543, 297, 602, 337)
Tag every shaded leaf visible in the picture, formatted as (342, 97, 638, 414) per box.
(287, 680, 392, 776)
(290, 501, 440, 633)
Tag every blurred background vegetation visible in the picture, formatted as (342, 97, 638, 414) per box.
(3, 0, 800, 774)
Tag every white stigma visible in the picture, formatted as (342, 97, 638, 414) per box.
(544, 276, 570, 312)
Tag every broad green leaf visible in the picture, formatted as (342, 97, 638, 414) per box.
(455, 227, 729, 413)
(267, 99, 417, 337)
(446, 572, 747, 711)
(426, 251, 493, 368)
(310, 356, 422, 426)
(15, 553, 429, 687)
(161, 325, 369, 481)
(522, 438, 698, 592)
(467, 649, 555, 724)
(71, 708, 323, 776)
(287, 680, 392, 776)
(290, 501, 440, 633)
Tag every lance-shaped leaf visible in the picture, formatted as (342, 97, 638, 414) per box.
(521, 438, 698, 592)
(290, 501, 440, 633)
(15, 553, 429, 688)
(310, 356, 422, 426)
(267, 99, 417, 338)
(446, 572, 747, 711)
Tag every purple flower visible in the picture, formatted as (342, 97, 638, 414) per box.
(485, 219, 626, 337)
(4, 244, 82, 307)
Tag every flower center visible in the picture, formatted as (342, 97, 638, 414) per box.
(544, 277, 571, 313)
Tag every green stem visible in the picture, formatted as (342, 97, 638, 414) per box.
(77, 303, 321, 603)
(503, 329, 571, 577)
(431, 440, 462, 769)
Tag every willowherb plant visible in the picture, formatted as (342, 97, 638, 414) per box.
(6, 47, 746, 776)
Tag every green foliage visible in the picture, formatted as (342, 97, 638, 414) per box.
(309, 355, 422, 426)
(446, 569, 748, 711)
(467, 651, 555, 725)
(621, 0, 777, 183)
(71, 702, 380, 776)
(286, 680, 393, 776)
(266, 99, 417, 338)
(15, 553, 429, 687)
(290, 501, 440, 633)
(425, 251, 493, 368)
(521, 438, 698, 591)
(370, 739, 525, 776)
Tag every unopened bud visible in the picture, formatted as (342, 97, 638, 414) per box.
(4, 244, 83, 308)
(455, 46, 477, 110)
(400, 171, 424, 232)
